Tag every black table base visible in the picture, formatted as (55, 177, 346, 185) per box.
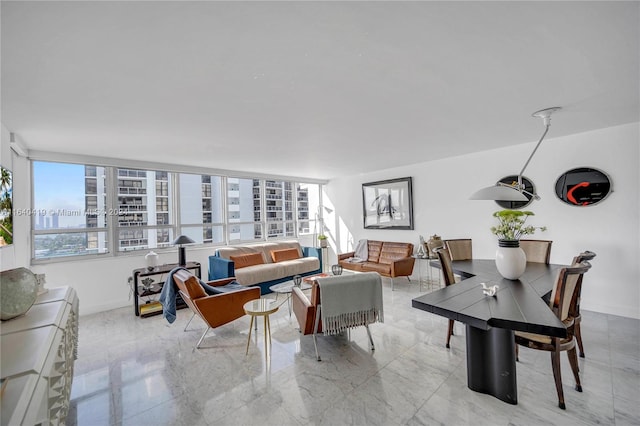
(466, 325, 517, 404)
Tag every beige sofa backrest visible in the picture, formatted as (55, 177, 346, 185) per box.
(216, 241, 303, 264)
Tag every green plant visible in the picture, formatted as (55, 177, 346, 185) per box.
(317, 234, 328, 240)
(490, 210, 546, 241)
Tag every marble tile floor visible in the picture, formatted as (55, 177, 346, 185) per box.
(69, 279, 640, 426)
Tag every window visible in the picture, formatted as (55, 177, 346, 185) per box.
(178, 173, 224, 244)
(264, 180, 295, 238)
(32, 162, 108, 259)
(32, 160, 323, 261)
(116, 168, 174, 252)
(297, 183, 319, 235)
(227, 178, 262, 242)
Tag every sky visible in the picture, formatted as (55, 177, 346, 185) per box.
(33, 161, 89, 228)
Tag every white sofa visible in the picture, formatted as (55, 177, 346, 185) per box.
(208, 241, 322, 294)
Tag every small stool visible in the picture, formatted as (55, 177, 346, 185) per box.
(244, 299, 279, 361)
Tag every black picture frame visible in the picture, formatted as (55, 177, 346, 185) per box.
(555, 167, 612, 206)
(362, 177, 413, 230)
(495, 175, 536, 209)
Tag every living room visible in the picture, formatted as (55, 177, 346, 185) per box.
(1, 1, 638, 425)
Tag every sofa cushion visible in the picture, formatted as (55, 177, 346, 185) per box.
(279, 257, 321, 276)
(271, 248, 300, 263)
(230, 253, 265, 269)
(379, 242, 414, 264)
(367, 240, 383, 263)
(234, 263, 287, 286)
(360, 262, 391, 275)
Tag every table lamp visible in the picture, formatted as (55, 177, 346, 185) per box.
(173, 235, 195, 266)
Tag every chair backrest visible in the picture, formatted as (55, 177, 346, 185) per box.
(572, 250, 596, 264)
(520, 239, 553, 264)
(549, 262, 592, 325)
(434, 247, 456, 287)
(569, 251, 596, 317)
(173, 269, 208, 317)
(444, 239, 472, 261)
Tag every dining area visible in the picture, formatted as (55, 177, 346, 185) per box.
(412, 236, 596, 410)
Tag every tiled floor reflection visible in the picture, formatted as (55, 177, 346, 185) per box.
(69, 278, 640, 425)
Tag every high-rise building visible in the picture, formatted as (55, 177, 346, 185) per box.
(85, 166, 107, 252)
(115, 169, 173, 251)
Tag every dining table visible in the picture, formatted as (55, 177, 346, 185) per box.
(412, 259, 566, 405)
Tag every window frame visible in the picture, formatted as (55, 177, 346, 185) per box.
(30, 157, 325, 263)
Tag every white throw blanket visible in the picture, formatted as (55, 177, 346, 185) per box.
(317, 272, 383, 336)
(347, 239, 369, 263)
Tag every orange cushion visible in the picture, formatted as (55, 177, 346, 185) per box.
(181, 275, 207, 300)
(271, 248, 301, 263)
(175, 275, 207, 300)
(230, 252, 264, 269)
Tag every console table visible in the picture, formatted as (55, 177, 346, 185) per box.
(132, 262, 201, 317)
(0, 286, 79, 425)
(412, 260, 565, 405)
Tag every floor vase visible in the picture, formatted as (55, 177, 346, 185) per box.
(495, 240, 526, 280)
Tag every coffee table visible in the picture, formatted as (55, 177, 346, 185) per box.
(244, 299, 279, 362)
(269, 280, 312, 316)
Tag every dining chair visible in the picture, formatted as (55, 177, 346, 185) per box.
(570, 251, 596, 358)
(515, 261, 592, 409)
(520, 239, 553, 264)
(444, 239, 472, 261)
(434, 246, 457, 348)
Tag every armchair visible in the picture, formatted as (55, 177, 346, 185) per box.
(291, 272, 383, 361)
(172, 269, 261, 349)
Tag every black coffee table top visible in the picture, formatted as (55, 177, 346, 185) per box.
(412, 260, 567, 338)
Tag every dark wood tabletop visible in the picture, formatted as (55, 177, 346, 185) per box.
(412, 259, 567, 338)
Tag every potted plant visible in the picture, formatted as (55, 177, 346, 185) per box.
(318, 234, 328, 248)
(490, 210, 546, 280)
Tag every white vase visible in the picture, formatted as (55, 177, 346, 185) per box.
(495, 240, 526, 280)
(145, 251, 159, 271)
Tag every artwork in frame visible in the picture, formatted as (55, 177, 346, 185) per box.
(362, 177, 414, 230)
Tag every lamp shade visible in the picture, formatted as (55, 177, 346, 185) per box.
(469, 185, 528, 201)
(173, 235, 195, 246)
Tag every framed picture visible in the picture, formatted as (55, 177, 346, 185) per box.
(555, 167, 612, 206)
(362, 177, 413, 229)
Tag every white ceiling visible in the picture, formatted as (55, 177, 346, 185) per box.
(2, 1, 638, 181)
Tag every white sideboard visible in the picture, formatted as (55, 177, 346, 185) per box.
(1, 286, 79, 426)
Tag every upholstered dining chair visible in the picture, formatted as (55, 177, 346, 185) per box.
(520, 239, 553, 264)
(570, 251, 596, 358)
(444, 239, 472, 261)
(515, 261, 592, 409)
(434, 246, 457, 348)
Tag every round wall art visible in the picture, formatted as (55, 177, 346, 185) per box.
(555, 167, 612, 206)
(494, 175, 536, 209)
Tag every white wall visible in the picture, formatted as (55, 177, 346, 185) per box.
(326, 122, 640, 319)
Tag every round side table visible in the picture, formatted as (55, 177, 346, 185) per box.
(243, 299, 279, 361)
